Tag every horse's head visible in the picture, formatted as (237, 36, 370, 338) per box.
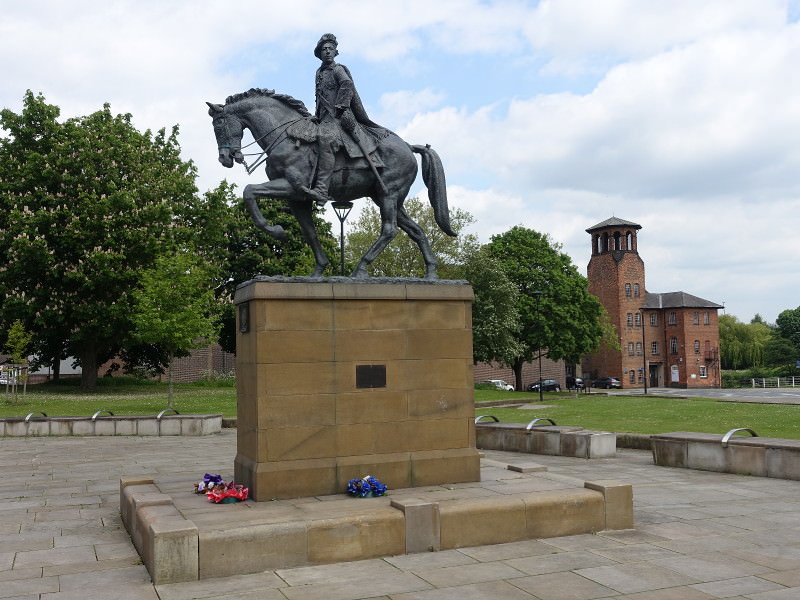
(206, 102, 244, 168)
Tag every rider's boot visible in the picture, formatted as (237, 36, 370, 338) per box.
(306, 143, 336, 207)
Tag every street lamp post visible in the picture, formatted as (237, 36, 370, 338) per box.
(532, 291, 544, 402)
(331, 201, 354, 276)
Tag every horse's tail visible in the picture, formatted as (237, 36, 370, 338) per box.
(412, 144, 455, 237)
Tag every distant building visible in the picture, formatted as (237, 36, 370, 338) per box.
(582, 217, 722, 388)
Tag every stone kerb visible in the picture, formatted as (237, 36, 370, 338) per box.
(652, 431, 800, 480)
(475, 421, 617, 458)
(0, 414, 222, 436)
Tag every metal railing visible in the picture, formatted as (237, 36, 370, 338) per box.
(751, 377, 800, 388)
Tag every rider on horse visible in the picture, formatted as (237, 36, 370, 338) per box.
(305, 33, 389, 206)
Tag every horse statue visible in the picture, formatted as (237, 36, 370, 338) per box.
(207, 88, 454, 278)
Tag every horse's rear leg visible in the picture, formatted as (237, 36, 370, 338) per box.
(287, 201, 330, 277)
(397, 207, 439, 279)
(351, 198, 399, 278)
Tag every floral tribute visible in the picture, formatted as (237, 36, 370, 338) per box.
(193, 473, 249, 503)
(346, 475, 387, 498)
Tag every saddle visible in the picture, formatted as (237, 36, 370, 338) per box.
(286, 117, 385, 169)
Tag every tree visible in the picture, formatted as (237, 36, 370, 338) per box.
(0, 91, 198, 388)
(4, 319, 32, 364)
(344, 197, 479, 278)
(775, 306, 800, 348)
(461, 247, 522, 366)
(719, 314, 773, 370)
(130, 250, 222, 407)
(486, 226, 608, 391)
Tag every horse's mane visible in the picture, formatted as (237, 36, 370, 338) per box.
(225, 88, 312, 117)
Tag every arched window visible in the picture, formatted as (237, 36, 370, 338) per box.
(627, 313, 633, 327)
(694, 340, 700, 354)
(596, 235, 602, 254)
(636, 342, 642, 356)
(670, 337, 679, 354)
(613, 232, 621, 250)
(625, 283, 632, 297)
(626, 232, 633, 250)
(634, 313, 641, 327)
(633, 283, 640, 297)
(650, 313, 658, 326)
(628, 342, 634, 356)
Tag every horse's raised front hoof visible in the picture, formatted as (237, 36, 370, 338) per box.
(263, 225, 288, 242)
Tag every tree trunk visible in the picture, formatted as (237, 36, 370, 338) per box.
(513, 358, 524, 392)
(167, 351, 174, 409)
(52, 357, 61, 382)
(79, 344, 98, 390)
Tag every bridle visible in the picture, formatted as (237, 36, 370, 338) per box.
(215, 106, 304, 175)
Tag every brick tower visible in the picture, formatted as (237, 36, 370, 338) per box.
(583, 217, 645, 386)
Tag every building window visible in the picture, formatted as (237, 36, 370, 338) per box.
(693, 312, 699, 325)
(634, 313, 641, 327)
(699, 365, 708, 378)
(627, 232, 633, 250)
(650, 313, 658, 326)
(633, 283, 640, 297)
(638, 369, 644, 383)
(628, 342, 635, 356)
(694, 340, 700, 354)
(651, 341, 659, 355)
(704, 311, 710, 325)
(669, 312, 676, 325)
(596, 236, 602, 254)
(625, 283, 631, 297)
(629, 370, 635, 384)
(636, 342, 642, 356)
(670, 337, 678, 354)
(627, 313, 633, 327)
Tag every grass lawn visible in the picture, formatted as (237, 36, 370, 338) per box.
(0, 378, 237, 418)
(3, 380, 799, 440)
(475, 390, 800, 439)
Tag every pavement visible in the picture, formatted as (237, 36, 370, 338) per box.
(3, 430, 800, 599)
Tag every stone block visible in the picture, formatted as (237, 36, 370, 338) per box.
(406, 329, 473, 360)
(333, 300, 409, 330)
(408, 388, 474, 420)
(332, 329, 407, 361)
(439, 496, 527, 548)
(262, 299, 334, 331)
(560, 431, 588, 458)
(396, 358, 471, 391)
(264, 425, 337, 461)
(337, 453, 412, 490)
(137, 419, 159, 436)
(148, 516, 198, 584)
(119, 479, 155, 531)
(587, 431, 617, 458)
(507, 462, 547, 473)
(257, 329, 335, 364)
(391, 498, 440, 553)
(199, 521, 307, 578)
(306, 508, 405, 564)
(766, 446, 800, 480)
(411, 448, 480, 487)
(238, 455, 338, 500)
(409, 300, 467, 331)
(25, 420, 49, 436)
(262, 362, 337, 396)
(585, 480, 634, 530)
(651, 436, 688, 467)
(94, 419, 115, 436)
(405, 283, 474, 301)
(48, 420, 73, 436)
(115, 419, 137, 436)
(726, 443, 767, 476)
(687, 441, 726, 472)
(336, 391, 408, 425)
(158, 417, 182, 436)
(404, 418, 470, 452)
(523, 488, 605, 538)
(263, 394, 336, 428)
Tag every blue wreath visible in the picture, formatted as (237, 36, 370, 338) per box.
(346, 475, 387, 497)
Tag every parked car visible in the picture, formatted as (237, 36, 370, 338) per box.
(592, 377, 622, 389)
(527, 379, 561, 392)
(482, 379, 515, 391)
(566, 376, 585, 391)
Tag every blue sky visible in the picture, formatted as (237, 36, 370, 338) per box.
(2, 0, 800, 323)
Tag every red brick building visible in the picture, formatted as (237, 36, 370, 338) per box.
(582, 217, 722, 388)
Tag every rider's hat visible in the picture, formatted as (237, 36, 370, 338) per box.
(314, 33, 338, 58)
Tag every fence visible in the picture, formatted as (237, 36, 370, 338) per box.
(751, 377, 800, 388)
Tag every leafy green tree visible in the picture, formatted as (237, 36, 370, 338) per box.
(130, 250, 222, 407)
(344, 197, 479, 278)
(4, 319, 32, 364)
(719, 314, 774, 370)
(462, 247, 522, 366)
(775, 306, 800, 348)
(0, 91, 197, 388)
(486, 226, 608, 391)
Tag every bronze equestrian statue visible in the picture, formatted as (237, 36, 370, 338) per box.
(207, 34, 454, 278)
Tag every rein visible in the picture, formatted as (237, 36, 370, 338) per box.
(217, 106, 304, 175)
